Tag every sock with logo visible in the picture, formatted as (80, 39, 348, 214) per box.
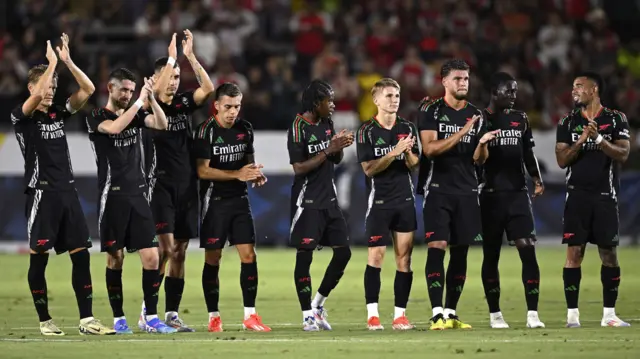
(142, 269, 160, 316)
(518, 245, 540, 311)
(364, 265, 381, 306)
(164, 277, 185, 313)
(601, 265, 620, 308)
(481, 244, 501, 313)
(445, 245, 469, 311)
(105, 268, 125, 318)
(28, 253, 51, 322)
(294, 250, 313, 311)
(70, 249, 93, 319)
(394, 270, 413, 313)
(563, 267, 581, 309)
(202, 263, 220, 313)
(240, 262, 258, 308)
(317, 247, 351, 297)
(425, 247, 445, 310)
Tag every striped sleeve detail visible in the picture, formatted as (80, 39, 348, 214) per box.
(197, 117, 215, 139)
(419, 97, 441, 112)
(357, 121, 372, 144)
(291, 116, 305, 143)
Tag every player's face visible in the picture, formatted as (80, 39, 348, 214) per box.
(29, 78, 57, 108)
(166, 67, 181, 96)
(108, 79, 136, 110)
(316, 93, 335, 119)
(215, 95, 243, 124)
(495, 80, 517, 109)
(443, 70, 469, 100)
(374, 86, 400, 114)
(572, 77, 596, 107)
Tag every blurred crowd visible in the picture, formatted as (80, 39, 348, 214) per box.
(1, 0, 640, 165)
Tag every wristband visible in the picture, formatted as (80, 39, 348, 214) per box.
(134, 99, 144, 109)
(595, 134, 603, 144)
(167, 57, 176, 66)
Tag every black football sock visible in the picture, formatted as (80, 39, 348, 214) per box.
(394, 270, 413, 309)
(70, 249, 93, 319)
(202, 263, 220, 313)
(317, 247, 351, 296)
(105, 268, 124, 318)
(364, 265, 381, 304)
(601, 265, 620, 308)
(563, 267, 581, 309)
(425, 247, 445, 310)
(518, 245, 540, 311)
(481, 245, 501, 313)
(28, 253, 51, 322)
(164, 277, 185, 313)
(444, 245, 469, 311)
(142, 269, 160, 316)
(294, 250, 313, 311)
(240, 262, 258, 308)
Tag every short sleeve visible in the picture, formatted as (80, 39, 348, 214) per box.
(193, 124, 212, 160)
(417, 106, 438, 131)
(10, 106, 28, 125)
(244, 121, 255, 154)
(612, 111, 631, 141)
(287, 120, 307, 164)
(87, 109, 108, 133)
(556, 116, 572, 144)
(356, 124, 375, 163)
(178, 91, 199, 110)
(522, 112, 535, 149)
(134, 109, 150, 128)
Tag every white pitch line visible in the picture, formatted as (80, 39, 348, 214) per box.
(0, 338, 635, 344)
(7, 318, 639, 331)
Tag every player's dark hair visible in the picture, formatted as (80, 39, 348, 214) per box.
(301, 79, 333, 113)
(576, 71, 604, 97)
(108, 68, 137, 83)
(490, 72, 516, 93)
(27, 64, 58, 85)
(214, 83, 242, 100)
(154, 56, 179, 73)
(440, 59, 470, 78)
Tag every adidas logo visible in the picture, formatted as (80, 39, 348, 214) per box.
(439, 115, 450, 122)
(215, 136, 224, 144)
(429, 282, 442, 289)
(474, 234, 483, 242)
(309, 134, 318, 142)
(375, 137, 385, 145)
(574, 125, 583, 133)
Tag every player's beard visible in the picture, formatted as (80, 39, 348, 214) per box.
(115, 97, 129, 110)
(453, 91, 468, 101)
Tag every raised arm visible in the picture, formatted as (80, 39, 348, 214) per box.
(144, 82, 169, 130)
(182, 29, 215, 106)
(97, 79, 151, 135)
(57, 33, 95, 113)
(154, 33, 178, 97)
(23, 41, 58, 117)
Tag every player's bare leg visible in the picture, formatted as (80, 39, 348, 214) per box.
(391, 232, 415, 330)
(203, 249, 223, 332)
(165, 239, 192, 331)
(598, 246, 630, 327)
(236, 244, 270, 332)
(514, 238, 544, 328)
(365, 246, 385, 330)
(425, 240, 447, 330)
(563, 244, 585, 327)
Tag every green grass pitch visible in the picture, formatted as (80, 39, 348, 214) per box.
(0, 246, 638, 358)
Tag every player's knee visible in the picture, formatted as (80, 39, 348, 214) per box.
(107, 251, 125, 270)
(171, 247, 187, 264)
(333, 246, 351, 267)
(139, 248, 160, 270)
(239, 250, 256, 264)
(598, 246, 619, 267)
(564, 245, 584, 267)
(159, 247, 172, 264)
(427, 240, 447, 250)
(395, 254, 411, 272)
(367, 247, 385, 267)
(514, 238, 535, 249)
(205, 250, 222, 266)
(295, 249, 313, 267)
